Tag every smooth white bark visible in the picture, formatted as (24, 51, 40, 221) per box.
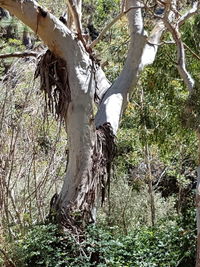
(1, 0, 165, 209)
(0, 0, 72, 58)
(95, 1, 165, 134)
(0, 0, 104, 211)
(164, 19, 195, 92)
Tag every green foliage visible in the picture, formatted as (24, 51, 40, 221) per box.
(11, 224, 90, 267)
(12, 224, 65, 266)
(94, 0, 120, 27)
(8, 218, 195, 267)
(117, 15, 200, 167)
(107, 223, 195, 267)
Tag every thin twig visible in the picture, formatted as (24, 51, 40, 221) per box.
(147, 39, 200, 61)
(90, 5, 144, 49)
(183, 42, 200, 61)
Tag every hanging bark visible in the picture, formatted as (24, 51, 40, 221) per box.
(35, 50, 71, 118)
(48, 122, 115, 228)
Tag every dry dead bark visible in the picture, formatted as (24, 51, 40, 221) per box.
(35, 50, 71, 119)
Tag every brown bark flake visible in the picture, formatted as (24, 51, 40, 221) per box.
(35, 50, 71, 119)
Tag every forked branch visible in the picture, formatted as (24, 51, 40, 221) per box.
(95, 0, 165, 133)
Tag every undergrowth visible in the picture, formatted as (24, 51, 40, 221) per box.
(1, 210, 196, 267)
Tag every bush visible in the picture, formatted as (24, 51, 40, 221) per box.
(87, 220, 196, 267)
(7, 214, 196, 267)
(12, 224, 91, 267)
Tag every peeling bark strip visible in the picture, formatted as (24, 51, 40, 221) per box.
(75, 123, 116, 216)
(74, 123, 115, 221)
(35, 50, 71, 118)
(72, 123, 115, 223)
(94, 123, 116, 204)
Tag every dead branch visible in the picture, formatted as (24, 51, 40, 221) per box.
(67, 0, 85, 45)
(0, 51, 38, 59)
(164, 18, 195, 92)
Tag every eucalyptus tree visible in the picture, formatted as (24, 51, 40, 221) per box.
(0, 0, 199, 263)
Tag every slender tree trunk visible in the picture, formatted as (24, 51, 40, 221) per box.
(145, 144, 155, 227)
(196, 167, 200, 267)
(196, 134, 200, 267)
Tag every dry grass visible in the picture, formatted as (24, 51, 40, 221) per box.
(0, 56, 67, 240)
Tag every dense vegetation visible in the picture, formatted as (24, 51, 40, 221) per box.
(0, 1, 199, 266)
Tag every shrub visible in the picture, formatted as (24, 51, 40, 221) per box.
(7, 214, 196, 267)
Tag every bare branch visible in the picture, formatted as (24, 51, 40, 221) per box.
(0, 51, 38, 59)
(90, 5, 145, 49)
(178, 1, 199, 27)
(67, 0, 86, 46)
(164, 20, 195, 92)
(148, 39, 200, 61)
(141, 20, 165, 66)
(67, 0, 82, 34)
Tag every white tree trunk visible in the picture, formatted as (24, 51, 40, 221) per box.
(0, 0, 111, 222)
(95, 3, 165, 133)
(0, 0, 170, 224)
